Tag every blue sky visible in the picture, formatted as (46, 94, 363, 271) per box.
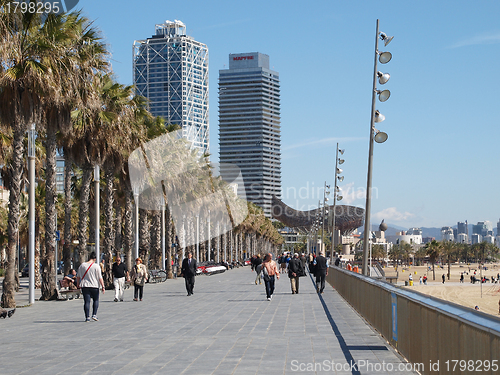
(78, 0, 500, 229)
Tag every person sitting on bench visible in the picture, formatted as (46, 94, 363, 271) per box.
(63, 269, 78, 290)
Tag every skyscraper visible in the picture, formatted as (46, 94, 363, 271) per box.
(133, 20, 209, 153)
(219, 52, 281, 217)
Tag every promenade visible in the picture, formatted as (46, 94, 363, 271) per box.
(0, 267, 418, 375)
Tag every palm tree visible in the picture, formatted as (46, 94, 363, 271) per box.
(0, 6, 62, 306)
(425, 240, 441, 281)
(441, 240, 456, 280)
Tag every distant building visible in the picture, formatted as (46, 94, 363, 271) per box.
(133, 20, 209, 153)
(219, 52, 281, 217)
(394, 230, 422, 245)
(441, 226, 454, 242)
(473, 221, 493, 237)
(456, 233, 468, 244)
(457, 221, 467, 234)
(484, 235, 495, 244)
(422, 237, 435, 244)
(471, 233, 482, 245)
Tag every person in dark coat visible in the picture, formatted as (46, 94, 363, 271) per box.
(181, 252, 197, 296)
(288, 253, 305, 294)
(315, 252, 329, 294)
(253, 254, 263, 285)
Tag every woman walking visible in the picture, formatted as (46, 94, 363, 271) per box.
(130, 258, 148, 301)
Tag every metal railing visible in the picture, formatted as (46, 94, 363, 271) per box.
(327, 266, 500, 375)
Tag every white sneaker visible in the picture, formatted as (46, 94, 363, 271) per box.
(267, 297, 271, 301)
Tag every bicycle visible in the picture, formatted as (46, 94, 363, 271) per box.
(147, 269, 167, 283)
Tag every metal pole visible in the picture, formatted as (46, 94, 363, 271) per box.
(322, 182, 326, 255)
(217, 222, 220, 263)
(28, 124, 36, 304)
(332, 143, 339, 254)
(161, 197, 165, 269)
(207, 210, 210, 261)
(55, 212, 58, 287)
(134, 190, 139, 259)
(196, 214, 200, 261)
(94, 165, 100, 263)
(362, 19, 380, 276)
(182, 215, 185, 261)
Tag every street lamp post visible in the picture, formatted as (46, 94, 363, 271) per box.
(28, 124, 36, 304)
(94, 165, 100, 263)
(322, 182, 330, 255)
(133, 186, 139, 259)
(362, 19, 393, 276)
(161, 196, 165, 270)
(331, 144, 344, 254)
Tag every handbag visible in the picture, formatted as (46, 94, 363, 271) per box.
(262, 264, 270, 282)
(134, 265, 145, 286)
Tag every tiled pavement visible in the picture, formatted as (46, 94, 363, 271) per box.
(0, 266, 418, 375)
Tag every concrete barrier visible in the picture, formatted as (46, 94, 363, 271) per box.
(327, 266, 500, 375)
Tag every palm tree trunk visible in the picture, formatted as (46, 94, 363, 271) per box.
(114, 201, 122, 256)
(41, 126, 58, 300)
(1, 129, 24, 308)
(103, 167, 115, 288)
(139, 209, 150, 262)
(76, 166, 92, 268)
(150, 210, 161, 269)
(123, 185, 133, 272)
(63, 153, 72, 275)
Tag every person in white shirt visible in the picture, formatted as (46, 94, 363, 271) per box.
(77, 252, 105, 322)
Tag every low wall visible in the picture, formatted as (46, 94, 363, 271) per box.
(327, 266, 500, 375)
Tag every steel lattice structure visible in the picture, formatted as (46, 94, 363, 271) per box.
(133, 20, 209, 154)
(271, 195, 364, 234)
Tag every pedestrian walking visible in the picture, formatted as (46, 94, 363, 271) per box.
(76, 252, 105, 322)
(112, 256, 129, 302)
(181, 251, 197, 296)
(253, 254, 263, 285)
(262, 253, 280, 301)
(442, 274, 445, 284)
(130, 257, 148, 301)
(315, 252, 328, 294)
(288, 253, 305, 294)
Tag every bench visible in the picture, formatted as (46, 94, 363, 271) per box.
(57, 279, 81, 300)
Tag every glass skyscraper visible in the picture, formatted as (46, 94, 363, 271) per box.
(218, 52, 281, 217)
(133, 20, 209, 153)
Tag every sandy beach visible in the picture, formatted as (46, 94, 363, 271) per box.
(383, 263, 500, 316)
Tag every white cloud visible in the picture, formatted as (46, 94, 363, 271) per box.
(449, 31, 500, 48)
(373, 207, 415, 223)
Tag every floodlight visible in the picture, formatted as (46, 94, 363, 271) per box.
(378, 51, 392, 64)
(377, 89, 391, 102)
(374, 110, 385, 123)
(377, 71, 390, 85)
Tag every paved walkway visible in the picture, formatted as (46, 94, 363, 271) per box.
(1, 267, 418, 375)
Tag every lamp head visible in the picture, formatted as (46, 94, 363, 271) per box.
(374, 110, 385, 123)
(337, 176, 344, 182)
(337, 196, 343, 201)
(338, 159, 345, 165)
(379, 32, 394, 46)
(377, 89, 391, 102)
(374, 130, 388, 143)
(377, 71, 390, 85)
(338, 149, 345, 155)
(336, 168, 343, 174)
(378, 51, 392, 64)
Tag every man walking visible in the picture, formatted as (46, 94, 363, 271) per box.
(76, 252, 105, 322)
(315, 252, 329, 294)
(181, 251, 197, 296)
(288, 253, 304, 294)
(112, 256, 129, 302)
(262, 253, 280, 301)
